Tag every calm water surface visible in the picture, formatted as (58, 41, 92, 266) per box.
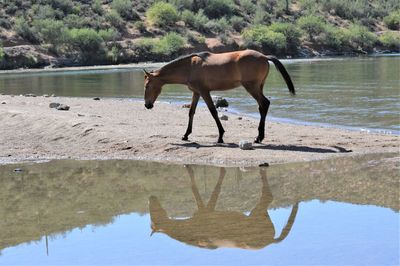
(0, 153, 398, 265)
(0, 56, 399, 133)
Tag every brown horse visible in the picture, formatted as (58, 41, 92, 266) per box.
(149, 166, 299, 250)
(144, 49, 295, 143)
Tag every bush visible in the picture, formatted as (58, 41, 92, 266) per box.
(106, 10, 124, 29)
(0, 45, 4, 61)
(146, 2, 179, 28)
(67, 28, 104, 53)
(14, 17, 39, 43)
(134, 21, 146, 33)
(379, 32, 400, 51)
(135, 32, 185, 57)
(99, 28, 120, 42)
(192, 10, 210, 32)
(320, 24, 349, 49)
(347, 24, 377, 51)
(383, 11, 400, 30)
(242, 25, 286, 54)
(32, 19, 67, 47)
(240, 0, 256, 15)
(111, 0, 139, 20)
(297, 15, 326, 41)
(269, 22, 301, 50)
(169, 0, 194, 10)
(92, 0, 104, 15)
(31, 4, 57, 20)
(181, 10, 196, 26)
(203, 0, 235, 19)
(63, 14, 88, 29)
(206, 17, 230, 34)
(230, 16, 246, 32)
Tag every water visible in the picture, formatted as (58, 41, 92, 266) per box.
(0, 153, 398, 265)
(0, 56, 399, 133)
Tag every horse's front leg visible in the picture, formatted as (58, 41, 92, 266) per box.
(201, 91, 225, 143)
(182, 92, 200, 141)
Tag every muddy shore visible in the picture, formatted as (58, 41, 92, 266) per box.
(0, 95, 398, 166)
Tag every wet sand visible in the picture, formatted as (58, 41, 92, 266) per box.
(0, 95, 398, 166)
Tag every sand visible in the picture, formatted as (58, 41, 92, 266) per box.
(0, 95, 398, 166)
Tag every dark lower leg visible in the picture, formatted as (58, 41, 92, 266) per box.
(182, 93, 200, 140)
(255, 96, 270, 143)
(202, 92, 225, 143)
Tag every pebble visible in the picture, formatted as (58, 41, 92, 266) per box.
(1, 102, 5, 104)
(220, 115, 228, 121)
(182, 103, 191, 108)
(215, 97, 229, 108)
(93, 97, 100, 100)
(24, 93, 36, 97)
(49, 102, 60, 108)
(237, 117, 242, 120)
(13, 168, 22, 172)
(43, 94, 50, 97)
(56, 104, 70, 111)
(239, 140, 253, 150)
(259, 162, 270, 167)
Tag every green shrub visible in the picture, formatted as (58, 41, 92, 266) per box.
(31, 4, 57, 20)
(92, 0, 104, 15)
(297, 15, 326, 41)
(242, 25, 286, 54)
(67, 28, 104, 53)
(32, 19, 67, 47)
(0, 45, 4, 61)
(14, 17, 39, 43)
(203, 0, 235, 19)
(383, 11, 400, 30)
(99, 28, 120, 42)
(134, 21, 146, 32)
(206, 17, 230, 34)
(169, 0, 194, 10)
(320, 24, 349, 49)
(106, 10, 124, 29)
(240, 0, 256, 14)
(63, 14, 88, 29)
(379, 32, 400, 51)
(230, 16, 246, 32)
(146, 2, 179, 28)
(181, 10, 196, 26)
(192, 10, 210, 32)
(111, 0, 139, 20)
(347, 24, 377, 51)
(269, 22, 301, 49)
(154, 32, 185, 55)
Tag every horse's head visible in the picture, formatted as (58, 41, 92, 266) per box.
(143, 69, 163, 109)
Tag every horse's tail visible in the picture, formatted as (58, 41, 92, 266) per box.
(265, 55, 296, 95)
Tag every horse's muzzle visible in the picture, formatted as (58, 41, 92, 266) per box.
(145, 103, 153, 109)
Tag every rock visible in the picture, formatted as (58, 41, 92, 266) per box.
(49, 102, 60, 108)
(239, 140, 253, 150)
(43, 94, 50, 97)
(51, 94, 56, 97)
(77, 113, 85, 117)
(259, 162, 270, 167)
(93, 97, 100, 100)
(237, 117, 242, 120)
(182, 103, 191, 108)
(215, 97, 229, 108)
(13, 168, 22, 172)
(1, 102, 6, 104)
(220, 114, 228, 121)
(24, 93, 36, 97)
(56, 104, 70, 111)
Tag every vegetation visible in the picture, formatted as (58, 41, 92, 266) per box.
(0, 0, 398, 69)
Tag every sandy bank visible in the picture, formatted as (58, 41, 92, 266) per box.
(0, 95, 398, 166)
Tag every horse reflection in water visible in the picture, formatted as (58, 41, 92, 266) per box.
(149, 167, 299, 250)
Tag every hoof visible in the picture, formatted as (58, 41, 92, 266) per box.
(254, 137, 263, 143)
(182, 136, 189, 141)
(217, 139, 224, 144)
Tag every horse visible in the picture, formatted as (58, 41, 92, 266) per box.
(144, 49, 295, 144)
(149, 166, 299, 250)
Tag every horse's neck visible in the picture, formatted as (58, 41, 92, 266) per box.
(158, 60, 190, 85)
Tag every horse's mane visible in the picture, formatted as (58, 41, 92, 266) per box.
(159, 52, 210, 72)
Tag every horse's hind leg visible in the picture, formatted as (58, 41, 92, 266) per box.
(201, 91, 225, 143)
(182, 92, 200, 141)
(243, 82, 270, 143)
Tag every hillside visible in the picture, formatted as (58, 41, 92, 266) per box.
(0, 0, 399, 69)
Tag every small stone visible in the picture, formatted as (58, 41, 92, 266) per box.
(215, 97, 229, 108)
(43, 94, 50, 97)
(1, 102, 6, 104)
(51, 94, 56, 97)
(49, 102, 60, 108)
(259, 162, 269, 167)
(182, 103, 191, 108)
(237, 117, 242, 120)
(220, 115, 228, 121)
(56, 104, 70, 111)
(77, 113, 85, 117)
(93, 97, 100, 100)
(13, 168, 22, 172)
(24, 93, 36, 97)
(239, 140, 253, 150)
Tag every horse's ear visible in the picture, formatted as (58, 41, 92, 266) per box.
(143, 69, 151, 78)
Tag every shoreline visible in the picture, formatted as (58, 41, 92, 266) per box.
(1, 53, 398, 75)
(0, 95, 398, 166)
